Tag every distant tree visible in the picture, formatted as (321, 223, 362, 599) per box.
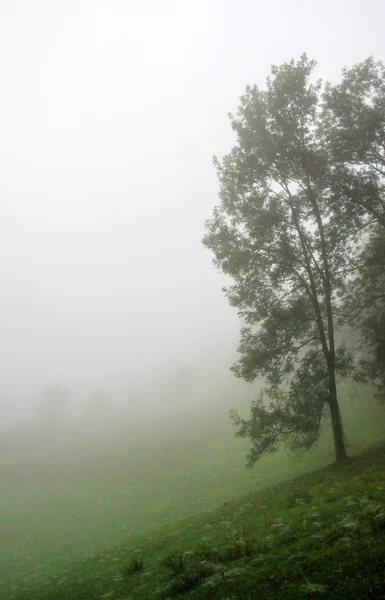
(36, 383, 70, 428)
(203, 55, 360, 465)
(342, 228, 385, 402)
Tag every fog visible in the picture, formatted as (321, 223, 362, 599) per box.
(1, 0, 384, 430)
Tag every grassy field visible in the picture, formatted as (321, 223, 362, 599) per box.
(1, 383, 385, 599)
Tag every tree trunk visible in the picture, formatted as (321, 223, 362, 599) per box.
(328, 365, 348, 462)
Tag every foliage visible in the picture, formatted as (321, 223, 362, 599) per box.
(161, 551, 217, 593)
(321, 58, 385, 403)
(343, 228, 385, 400)
(322, 57, 385, 226)
(203, 55, 357, 463)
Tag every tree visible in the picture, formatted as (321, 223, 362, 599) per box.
(322, 59, 385, 399)
(203, 55, 356, 465)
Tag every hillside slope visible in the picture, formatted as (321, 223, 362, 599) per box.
(7, 442, 385, 600)
(1, 384, 385, 599)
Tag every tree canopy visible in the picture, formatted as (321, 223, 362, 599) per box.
(203, 55, 385, 465)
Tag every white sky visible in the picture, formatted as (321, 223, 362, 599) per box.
(0, 0, 384, 406)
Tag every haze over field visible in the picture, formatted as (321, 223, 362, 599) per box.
(1, 1, 385, 422)
(2, 2, 385, 599)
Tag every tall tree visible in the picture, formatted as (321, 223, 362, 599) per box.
(203, 56, 356, 465)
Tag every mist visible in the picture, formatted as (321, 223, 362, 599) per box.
(2, 2, 385, 598)
(1, 0, 384, 428)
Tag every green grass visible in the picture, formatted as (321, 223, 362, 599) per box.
(1, 383, 385, 599)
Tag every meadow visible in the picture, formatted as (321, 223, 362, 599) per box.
(1, 383, 384, 599)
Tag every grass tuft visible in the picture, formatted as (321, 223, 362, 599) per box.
(125, 553, 144, 575)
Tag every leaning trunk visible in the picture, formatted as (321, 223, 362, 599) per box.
(327, 360, 348, 462)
